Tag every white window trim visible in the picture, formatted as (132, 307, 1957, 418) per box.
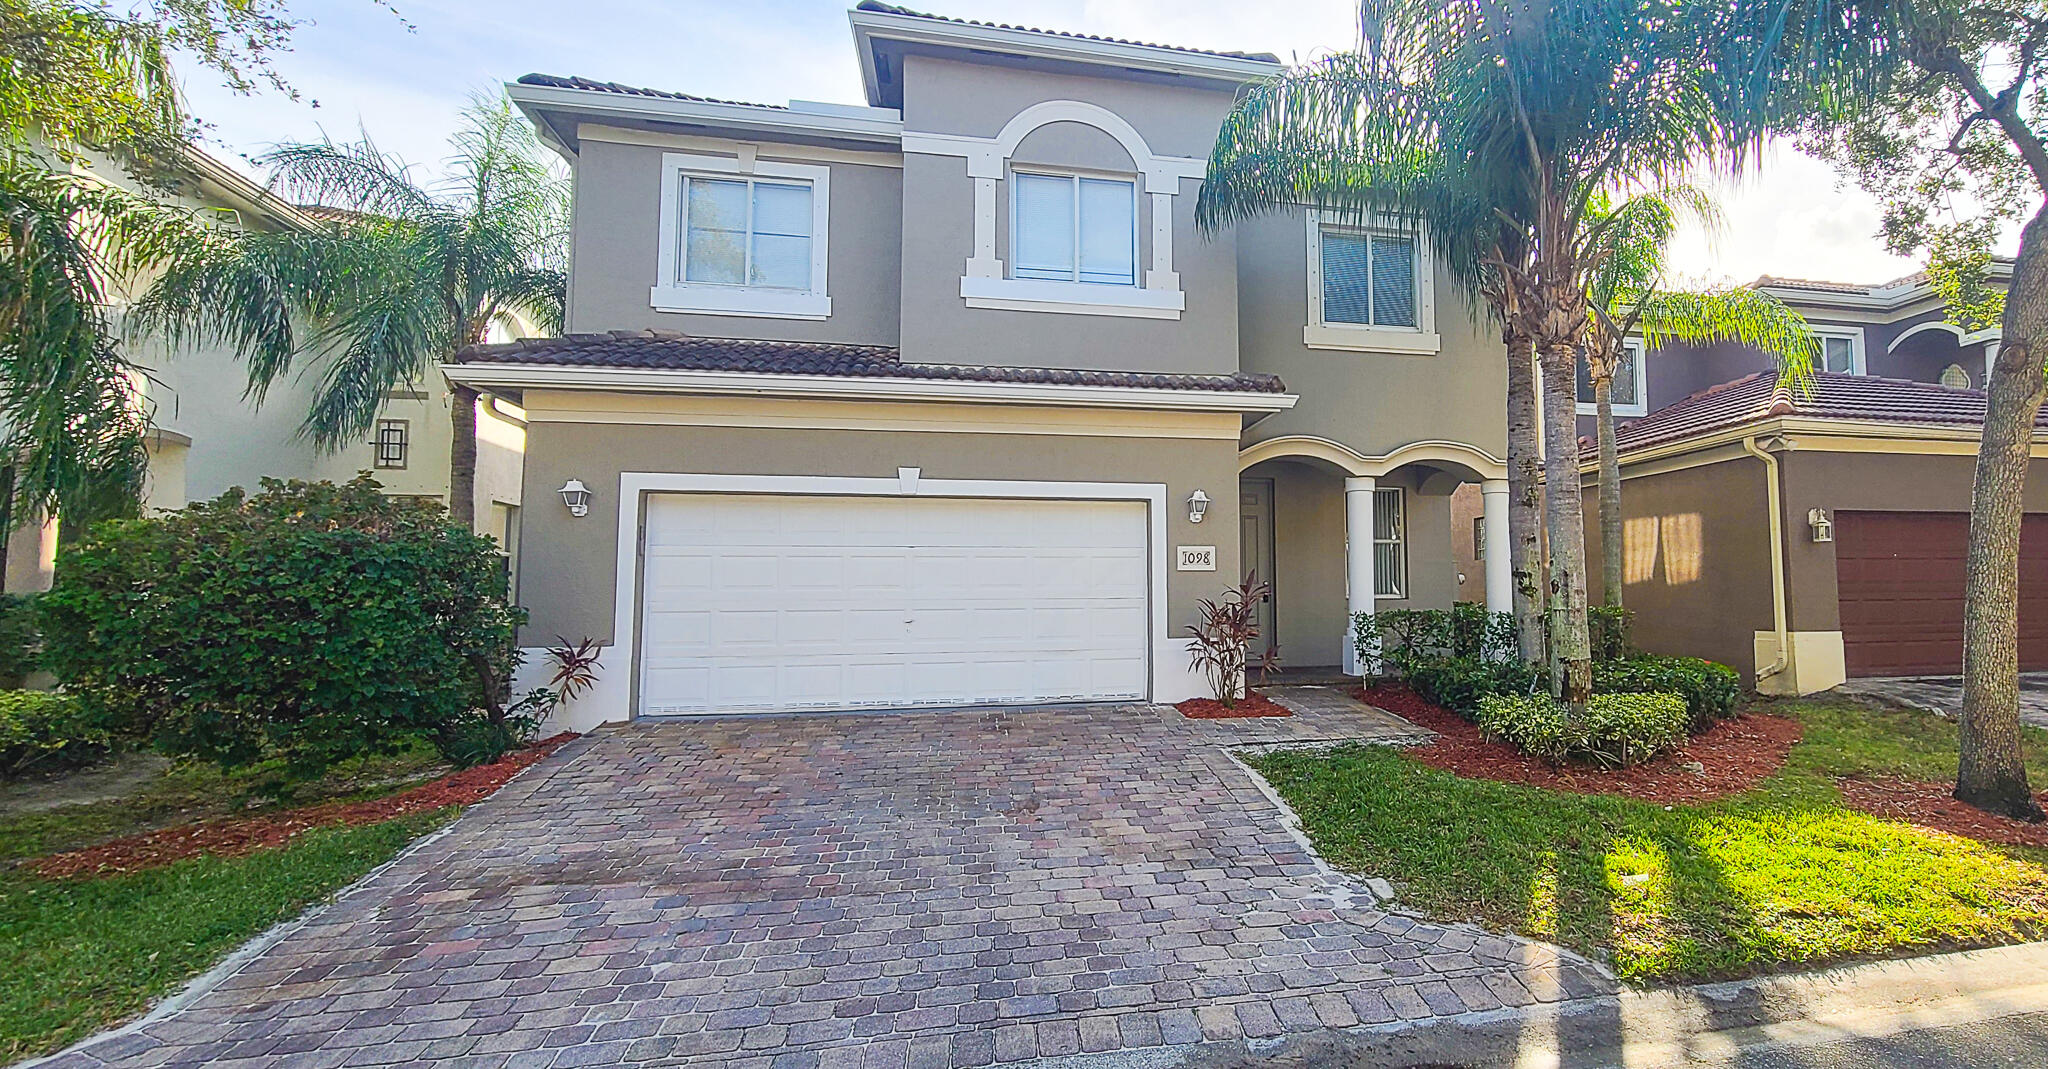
(1374, 486, 1407, 599)
(1304, 211, 1440, 354)
(909, 99, 1194, 320)
(1815, 326, 1867, 375)
(1006, 168, 1139, 287)
(651, 152, 831, 320)
(1578, 338, 1649, 418)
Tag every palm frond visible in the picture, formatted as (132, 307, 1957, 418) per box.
(1634, 286, 1820, 392)
(257, 136, 435, 221)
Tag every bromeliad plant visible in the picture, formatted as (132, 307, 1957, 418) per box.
(1185, 574, 1275, 708)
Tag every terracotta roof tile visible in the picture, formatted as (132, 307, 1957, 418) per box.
(1603, 371, 2048, 456)
(455, 330, 1289, 394)
(854, 2, 1281, 63)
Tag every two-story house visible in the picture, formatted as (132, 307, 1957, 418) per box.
(3, 144, 528, 593)
(458, 2, 1512, 730)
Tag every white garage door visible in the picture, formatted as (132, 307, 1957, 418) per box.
(638, 493, 1151, 714)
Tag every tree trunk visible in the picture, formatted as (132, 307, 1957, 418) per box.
(1957, 204, 2048, 822)
(1595, 372, 1623, 608)
(1539, 342, 1594, 704)
(449, 382, 479, 531)
(1505, 327, 1547, 663)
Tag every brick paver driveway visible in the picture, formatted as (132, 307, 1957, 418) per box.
(59, 700, 1607, 1068)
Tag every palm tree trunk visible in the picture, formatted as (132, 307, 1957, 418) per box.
(1539, 341, 1594, 704)
(1957, 204, 2048, 821)
(1595, 373, 1623, 608)
(1505, 327, 1547, 663)
(449, 382, 479, 531)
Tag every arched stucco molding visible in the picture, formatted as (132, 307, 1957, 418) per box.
(992, 100, 1195, 192)
(1238, 435, 1508, 482)
(1887, 320, 1965, 353)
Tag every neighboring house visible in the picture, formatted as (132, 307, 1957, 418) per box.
(458, 1, 1513, 731)
(1451, 264, 2013, 608)
(1574, 372, 2047, 695)
(2, 146, 528, 592)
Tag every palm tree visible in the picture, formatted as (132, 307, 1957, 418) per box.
(1582, 190, 1818, 608)
(1195, 37, 1552, 664)
(136, 94, 566, 529)
(1205, 0, 1786, 700)
(0, 158, 210, 536)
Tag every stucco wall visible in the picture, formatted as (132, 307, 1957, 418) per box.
(1235, 210, 1507, 461)
(517, 410, 1242, 651)
(564, 136, 903, 345)
(1583, 455, 1776, 681)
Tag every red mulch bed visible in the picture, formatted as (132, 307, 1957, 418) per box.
(1837, 777, 2048, 847)
(1177, 693, 1292, 719)
(1360, 684, 1802, 804)
(30, 733, 578, 879)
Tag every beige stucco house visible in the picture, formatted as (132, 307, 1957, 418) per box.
(4, 145, 528, 592)
(462, 2, 1515, 731)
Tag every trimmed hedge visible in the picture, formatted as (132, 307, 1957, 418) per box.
(1406, 657, 1549, 718)
(1475, 691, 1690, 767)
(0, 691, 107, 777)
(1595, 656, 1741, 730)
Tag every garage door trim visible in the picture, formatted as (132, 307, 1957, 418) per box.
(610, 471, 1172, 718)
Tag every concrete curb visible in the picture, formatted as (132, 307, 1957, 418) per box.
(1119, 939, 2048, 1068)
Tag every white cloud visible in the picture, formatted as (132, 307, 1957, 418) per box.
(180, 0, 1938, 286)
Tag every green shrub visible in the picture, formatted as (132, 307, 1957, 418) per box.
(1356, 604, 1519, 674)
(1589, 605, 1635, 661)
(1475, 691, 1690, 767)
(1406, 656, 1549, 718)
(39, 476, 523, 779)
(0, 691, 107, 777)
(1595, 655, 1741, 730)
(0, 594, 43, 687)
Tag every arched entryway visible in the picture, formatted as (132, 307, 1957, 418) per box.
(1239, 436, 1509, 675)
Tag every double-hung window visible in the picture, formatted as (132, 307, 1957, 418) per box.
(1577, 338, 1648, 417)
(1305, 214, 1439, 353)
(1010, 172, 1137, 286)
(1374, 487, 1406, 599)
(652, 153, 830, 319)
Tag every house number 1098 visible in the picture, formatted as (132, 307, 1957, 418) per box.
(1177, 546, 1217, 571)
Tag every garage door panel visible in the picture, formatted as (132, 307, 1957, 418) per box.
(1837, 511, 2048, 676)
(639, 493, 1152, 714)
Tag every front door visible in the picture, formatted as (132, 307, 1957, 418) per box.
(1240, 479, 1278, 662)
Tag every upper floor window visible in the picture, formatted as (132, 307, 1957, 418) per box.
(1818, 329, 1863, 374)
(653, 152, 831, 320)
(1304, 213, 1440, 354)
(1010, 172, 1137, 286)
(374, 419, 408, 470)
(1322, 230, 1416, 328)
(682, 177, 813, 289)
(1577, 338, 1647, 417)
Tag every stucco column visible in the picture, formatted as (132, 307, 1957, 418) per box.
(1343, 477, 1377, 675)
(1481, 479, 1512, 616)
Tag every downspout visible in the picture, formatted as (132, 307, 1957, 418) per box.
(1743, 435, 1790, 682)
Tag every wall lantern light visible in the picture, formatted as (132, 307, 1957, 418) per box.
(1808, 507, 1833, 543)
(558, 479, 592, 518)
(1188, 489, 1210, 524)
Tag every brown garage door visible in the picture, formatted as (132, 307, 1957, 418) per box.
(1835, 511, 2048, 677)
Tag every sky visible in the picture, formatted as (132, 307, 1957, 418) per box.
(179, 0, 1932, 288)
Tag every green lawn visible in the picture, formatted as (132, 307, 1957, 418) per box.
(0, 746, 459, 1061)
(1245, 698, 2048, 984)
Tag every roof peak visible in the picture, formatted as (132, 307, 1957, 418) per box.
(851, 2, 1281, 64)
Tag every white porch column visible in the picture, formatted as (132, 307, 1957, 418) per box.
(1481, 479, 1512, 615)
(1343, 477, 1377, 675)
